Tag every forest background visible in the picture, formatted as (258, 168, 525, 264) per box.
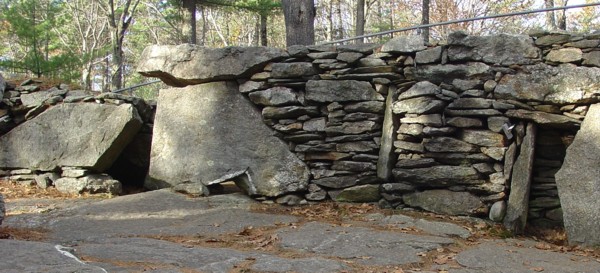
(0, 0, 599, 99)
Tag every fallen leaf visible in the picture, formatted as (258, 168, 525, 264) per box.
(531, 267, 544, 272)
(434, 255, 449, 265)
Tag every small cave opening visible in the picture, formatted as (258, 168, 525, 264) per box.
(528, 127, 576, 229)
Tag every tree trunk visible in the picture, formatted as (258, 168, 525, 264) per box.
(183, 0, 197, 44)
(260, 13, 268, 46)
(200, 5, 206, 46)
(545, 0, 557, 30)
(107, 0, 139, 90)
(335, 0, 343, 40)
(557, 0, 568, 30)
(355, 0, 365, 43)
(421, 0, 430, 43)
(282, 0, 315, 46)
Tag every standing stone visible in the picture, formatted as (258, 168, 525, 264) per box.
(146, 82, 310, 197)
(377, 88, 398, 181)
(504, 123, 536, 234)
(0, 193, 4, 226)
(555, 104, 600, 246)
(0, 103, 142, 172)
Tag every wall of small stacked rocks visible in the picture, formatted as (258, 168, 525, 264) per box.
(234, 30, 600, 229)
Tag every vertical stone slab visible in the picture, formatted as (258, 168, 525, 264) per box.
(555, 104, 600, 246)
(145, 82, 310, 197)
(377, 86, 398, 181)
(504, 122, 536, 234)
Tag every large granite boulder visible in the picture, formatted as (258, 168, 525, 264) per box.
(146, 82, 310, 197)
(495, 63, 600, 104)
(555, 103, 600, 246)
(0, 103, 142, 172)
(447, 31, 540, 65)
(137, 44, 288, 87)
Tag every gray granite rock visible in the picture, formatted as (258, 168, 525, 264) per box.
(248, 86, 299, 106)
(305, 80, 383, 103)
(403, 190, 485, 216)
(55, 174, 123, 195)
(505, 109, 581, 129)
(447, 31, 540, 65)
(335, 184, 381, 202)
(271, 62, 317, 78)
(459, 130, 506, 147)
(397, 81, 441, 100)
(392, 97, 446, 115)
(393, 165, 483, 186)
(415, 46, 443, 64)
(555, 103, 600, 246)
(489, 200, 506, 222)
(146, 82, 309, 197)
(138, 44, 287, 86)
(504, 123, 536, 234)
(381, 35, 426, 53)
(582, 51, 600, 67)
(377, 90, 398, 181)
(495, 63, 600, 104)
(546, 48, 583, 63)
(409, 63, 491, 84)
(0, 103, 142, 172)
(423, 137, 479, 153)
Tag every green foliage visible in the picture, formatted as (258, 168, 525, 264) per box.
(232, 0, 281, 14)
(0, 0, 79, 80)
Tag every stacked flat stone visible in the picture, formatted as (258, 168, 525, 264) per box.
(231, 31, 600, 225)
(239, 44, 390, 202)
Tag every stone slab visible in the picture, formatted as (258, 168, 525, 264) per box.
(504, 123, 536, 234)
(137, 44, 287, 86)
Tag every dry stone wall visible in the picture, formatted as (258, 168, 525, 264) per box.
(137, 30, 600, 244)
